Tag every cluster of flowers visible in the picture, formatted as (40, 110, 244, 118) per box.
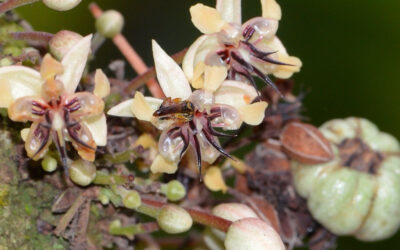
(0, 0, 301, 176)
(0, 1, 301, 249)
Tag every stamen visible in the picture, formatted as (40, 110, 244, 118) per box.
(202, 129, 234, 160)
(67, 123, 96, 150)
(31, 124, 51, 158)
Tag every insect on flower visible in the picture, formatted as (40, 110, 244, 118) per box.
(0, 34, 110, 172)
(183, 0, 302, 95)
(108, 40, 268, 175)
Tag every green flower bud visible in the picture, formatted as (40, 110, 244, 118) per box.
(69, 159, 96, 186)
(95, 10, 124, 38)
(49, 30, 83, 60)
(157, 204, 193, 234)
(161, 180, 186, 202)
(122, 190, 141, 209)
(41, 155, 57, 172)
(42, 0, 81, 11)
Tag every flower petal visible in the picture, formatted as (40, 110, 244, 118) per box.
(135, 133, 158, 149)
(273, 55, 302, 79)
(152, 40, 192, 100)
(83, 113, 107, 146)
(40, 54, 64, 79)
(107, 99, 134, 117)
(67, 92, 104, 118)
(8, 96, 47, 122)
(190, 4, 227, 34)
(25, 122, 52, 160)
(0, 66, 43, 108)
(108, 96, 163, 118)
(261, 0, 282, 20)
(94, 69, 110, 98)
(214, 80, 258, 109)
(68, 121, 97, 161)
(204, 65, 228, 92)
(21, 128, 30, 141)
(238, 101, 268, 125)
(150, 154, 178, 174)
(182, 35, 209, 81)
(57, 34, 92, 94)
(131, 91, 163, 122)
(216, 0, 242, 24)
(204, 166, 228, 193)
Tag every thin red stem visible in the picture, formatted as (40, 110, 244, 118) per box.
(88, 2, 165, 99)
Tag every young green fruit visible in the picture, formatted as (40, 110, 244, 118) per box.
(292, 117, 400, 241)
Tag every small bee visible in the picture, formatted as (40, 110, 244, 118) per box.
(153, 98, 195, 123)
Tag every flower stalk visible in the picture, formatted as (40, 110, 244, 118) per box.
(0, 0, 39, 14)
(88, 2, 164, 98)
(109, 220, 160, 239)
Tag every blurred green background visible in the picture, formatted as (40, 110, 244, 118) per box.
(16, 0, 400, 249)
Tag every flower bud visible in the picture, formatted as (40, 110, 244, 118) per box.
(42, 0, 82, 11)
(121, 189, 141, 209)
(49, 30, 83, 60)
(224, 218, 285, 250)
(157, 204, 193, 234)
(69, 159, 96, 186)
(95, 10, 124, 38)
(212, 203, 258, 222)
(161, 180, 186, 202)
(211, 203, 259, 241)
(41, 155, 57, 172)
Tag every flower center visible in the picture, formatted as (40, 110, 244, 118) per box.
(154, 98, 239, 174)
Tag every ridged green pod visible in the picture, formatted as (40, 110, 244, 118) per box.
(292, 117, 400, 241)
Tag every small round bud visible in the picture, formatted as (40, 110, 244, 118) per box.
(122, 190, 141, 209)
(162, 180, 186, 202)
(41, 155, 57, 172)
(69, 159, 96, 186)
(49, 30, 83, 60)
(225, 218, 285, 250)
(42, 0, 82, 11)
(157, 204, 193, 234)
(95, 10, 124, 38)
